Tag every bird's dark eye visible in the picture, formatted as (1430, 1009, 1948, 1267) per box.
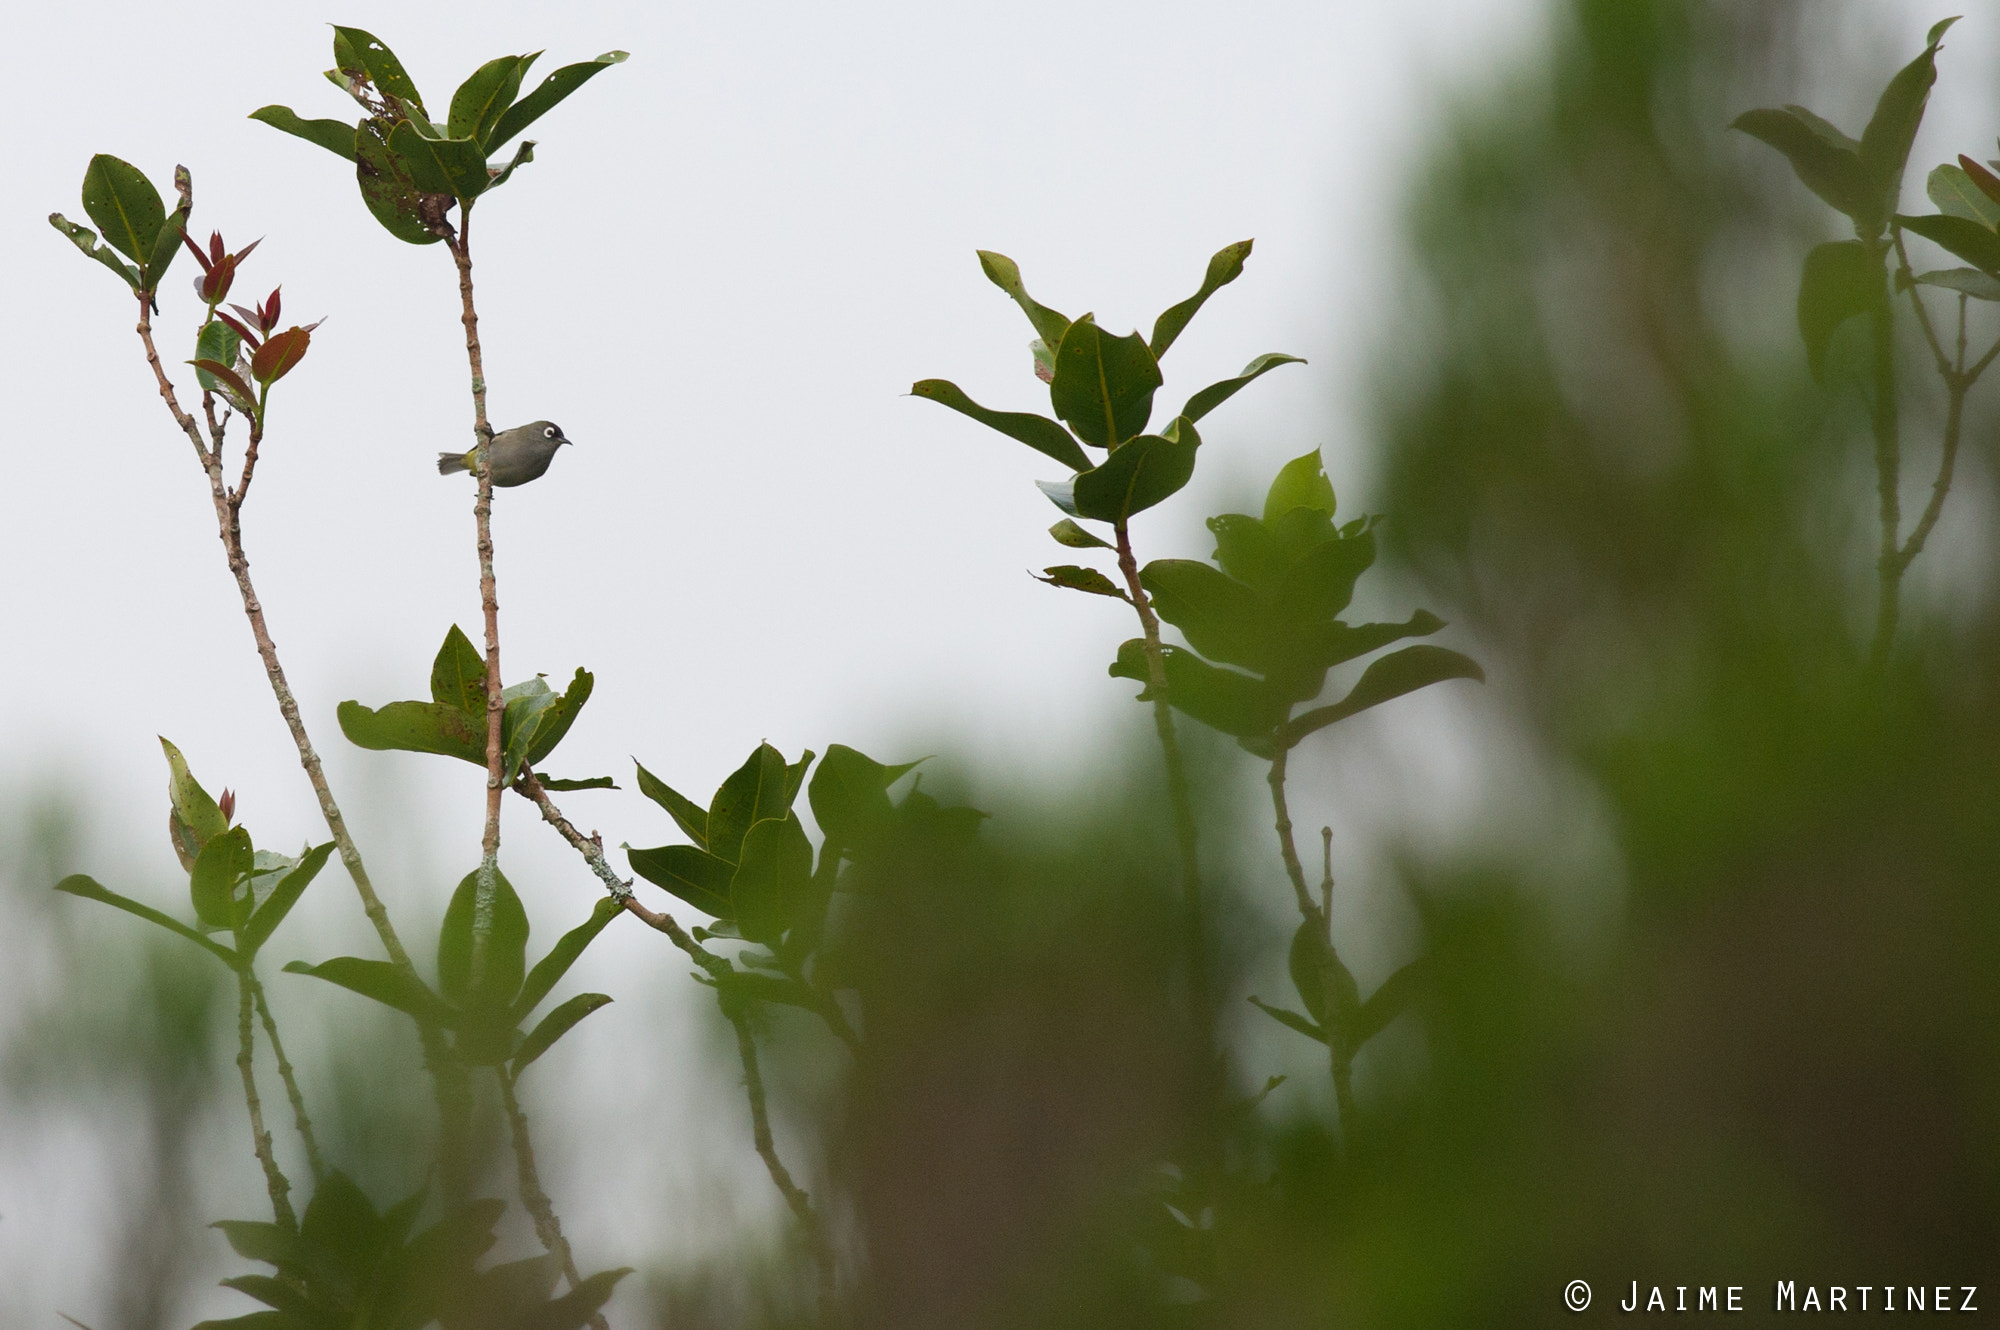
(544, 426, 557, 439)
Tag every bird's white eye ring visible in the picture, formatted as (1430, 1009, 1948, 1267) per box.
(544, 426, 557, 438)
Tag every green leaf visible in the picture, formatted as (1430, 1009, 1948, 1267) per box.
(1070, 418, 1200, 523)
(1354, 954, 1428, 1048)
(1898, 211, 2000, 276)
(1036, 478, 1078, 515)
(355, 118, 446, 247)
(708, 743, 791, 865)
(538, 775, 617, 791)
(1797, 240, 1882, 383)
(626, 843, 734, 918)
(486, 138, 536, 191)
(1281, 644, 1485, 748)
(1049, 315, 1162, 449)
(449, 54, 532, 147)
(1857, 16, 1956, 215)
(1289, 919, 1358, 1040)
(505, 668, 592, 775)
(1264, 450, 1335, 523)
(48, 213, 140, 289)
(192, 359, 259, 416)
(143, 197, 188, 293)
(1150, 238, 1253, 358)
(731, 815, 814, 945)
(80, 155, 164, 263)
(284, 956, 449, 1025)
(217, 1273, 311, 1315)
(1049, 518, 1112, 549)
(974, 249, 1071, 349)
(1731, 107, 1875, 228)
(511, 992, 612, 1075)
(54, 875, 238, 967)
(1109, 640, 1290, 739)
(1274, 526, 1376, 622)
(530, 1267, 633, 1330)
(1780, 104, 1859, 155)
(704, 967, 827, 1016)
(1926, 163, 2000, 228)
(212, 1217, 302, 1268)
(1248, 995, 1327, 1045)
(437, 867, 530, 1011)
(238, 842, 334, 956)
(297, 1169, 387, 1283)
(338, 698, 486, 765)
(1910, 267, 2000, 301)
(635, 762, 709, 848)
(783, 749, 815, 808)
(331, 27, 428, 116)
(387, 121, 491, 203)
(160, 738, 228, 850)
(1288, 611, 1447, 679)
(1035, 565, 1128, 600)
(249, 106, 359, 161)
(190, 1310, 291, 1329)
(190, 826, 256, 931)
(1139, 559, 1268, 669)
(808, 743, 921, 848)
(195, 321, 244, 394)
(1180, 352, 1304, 424)
(431, 624, 487, 715)
(909, 380, 1092, 472)
(515, 897, 621, 1021)
(487, 50, 629, 152)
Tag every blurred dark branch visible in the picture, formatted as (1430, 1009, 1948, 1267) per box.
(234, 968, 296, 1230)
(728, 1004, 837, 1325)
(252, 976, 324, 1182)
(497, 1064, 608, 1330)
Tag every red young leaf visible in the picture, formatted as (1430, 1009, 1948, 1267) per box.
(216, 310, 261, 348)
(192, 358, 260, 409)
(199, 255, 239, 305)
(218, 789, 236, 825)
(1960, 155, 2000, 210)
(183, 229, 216, 273)
(251, 326, 313, 384)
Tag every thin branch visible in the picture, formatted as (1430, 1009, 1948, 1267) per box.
(1265, 749, 1357, 1135)
(235, 968, 296, 1230)
(447, 220, 510, 1024)
(1110, 521, 1211, 1038)
(1319, 826, 1334, 941)
(1966, 330, 2000, 384)
(131, 295, 471, 1200)
(512, 771, 729, 981)
(1893, 226, 1953, 378)
(728, 1004, 837, 1324)
(497, 1065, 608, 1330)
(1266, 748, 1317, 919)
(1895, 373, 1966, 576)
(251, 976, 325, 1183)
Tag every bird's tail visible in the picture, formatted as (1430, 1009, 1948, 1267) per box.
(437, 451, 470, 476)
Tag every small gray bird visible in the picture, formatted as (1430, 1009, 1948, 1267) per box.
(437, 421, 572, 487)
